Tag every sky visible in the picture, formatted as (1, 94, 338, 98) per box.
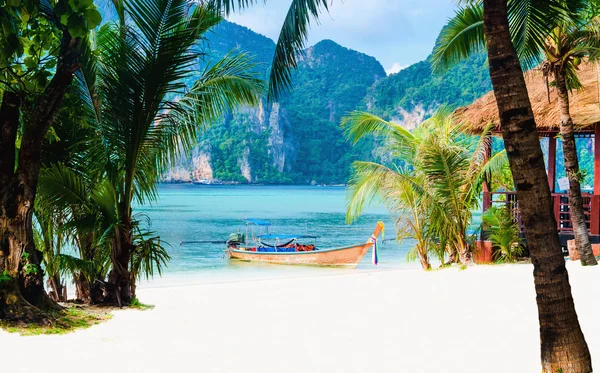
(227, 0, 457, 75)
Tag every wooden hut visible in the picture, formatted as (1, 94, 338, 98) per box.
(454, 61, 600, 243)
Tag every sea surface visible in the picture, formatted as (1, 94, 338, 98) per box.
(136, 184, 420, 286)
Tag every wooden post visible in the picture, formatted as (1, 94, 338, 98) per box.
(591, 124, 600, 235)
(547, 133, 557, 192)
(482, 136, 492, 211)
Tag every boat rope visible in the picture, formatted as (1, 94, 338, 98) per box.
(180, 240, 227, 246)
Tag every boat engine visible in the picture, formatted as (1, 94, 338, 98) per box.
(226, 232, 245, 248)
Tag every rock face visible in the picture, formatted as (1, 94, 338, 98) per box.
(166, 150, 213, 182)
(165, 24, 386, 184)
(268, 103, 291, 173)
(239, 146, 251, 182)
(192, 152, 213, 181)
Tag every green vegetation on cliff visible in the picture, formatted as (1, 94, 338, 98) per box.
(363, 53, 491, 119)
(172, 21, 493, 184)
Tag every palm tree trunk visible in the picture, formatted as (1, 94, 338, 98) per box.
(417, 245, 431, 271)
(48, 275, 66, 302)
(74, 273, 91, 303)
(108, 215, 133, 306)
(483, 0, 592, 371)
(554, 68, 597, 266)
(457, 234, 472, 265)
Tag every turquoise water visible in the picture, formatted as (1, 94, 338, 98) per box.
(136, 185, 418, 284)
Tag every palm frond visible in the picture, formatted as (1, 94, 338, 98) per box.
(208, 0, 262, 15)
(57, 254, 96, 279)
(342, 111, 417, 162)
(431, 4, 485, 73)
(131, 227, 171, 280)
(268, 0, 329, 101)
(342, 111, 413, 144)
(150, 52, 264, 190)
(345, 161, 401, 224)
(433, 0, 584, 71)
(74, 34, 101, 126)
(508, 0, 580, 69)
(208, 0, 329, 100)
(38, 163, 91, 211)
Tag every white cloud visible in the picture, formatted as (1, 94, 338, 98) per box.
(386, 63, 407, 75)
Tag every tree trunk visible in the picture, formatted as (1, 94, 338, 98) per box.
(446, 245, 459, 264)
(0, 93, 50, 322)
(108, 216, 133, 306)
(554, 68, 597, 266)
(417, 245, 431, 271)
(0, 277, 51, 323)
(483, 0, 592, 371)
(0, 92, 20, 191)
(0, 33, 81, 317)
(130, 271, 137, 300)
(457, 235, 473, 265)
(0, 91, 20, 278)
(0, 92, 48, 309)
(47, 275, 66, 302)
(74, 273, 91, 303)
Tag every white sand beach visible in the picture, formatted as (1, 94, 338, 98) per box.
(1, 262, 598, 373)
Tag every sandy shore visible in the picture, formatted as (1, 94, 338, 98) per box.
(1, 262, 598, 372)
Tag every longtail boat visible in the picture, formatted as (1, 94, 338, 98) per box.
(226, 220, 384, 267)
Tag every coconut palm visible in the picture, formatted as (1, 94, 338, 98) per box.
(481, 206, 524, 262)
(71, 0, 265, 305)
(346, 162, 435, 270)
(33, 208, 68, 302)
(539, 19, 600, 266)
(343, 108, 507, 268)
(432, 0, 600, 266)
(478, 0, 592, 370)
(36, 163, 118, 304)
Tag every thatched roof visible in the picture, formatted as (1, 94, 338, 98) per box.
(454, 61, 600, 134)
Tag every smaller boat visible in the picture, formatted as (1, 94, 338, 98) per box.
(226, 220, 384, 267)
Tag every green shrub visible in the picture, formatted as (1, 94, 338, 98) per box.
(482, 206, 524, 263)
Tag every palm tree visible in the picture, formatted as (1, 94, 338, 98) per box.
(481, 0, 592, 370)
(33, 207, 68, 302)
(481, 206, 523, 262)
(343, 108, 507, 268)
(37, 163, 118, 304)
(346, 162, 435, 270)
(75, 0, 265, 305)
(540, 19, 600, 266)
(432, 0, 599, 266)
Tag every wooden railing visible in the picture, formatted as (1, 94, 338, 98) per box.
(488, 192, 592, 233)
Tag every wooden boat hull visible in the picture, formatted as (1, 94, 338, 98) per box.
(228, 242, 373, 268)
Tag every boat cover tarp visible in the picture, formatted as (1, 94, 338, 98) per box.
(258, 234, 317, 240)
(257, 247, 298, 252)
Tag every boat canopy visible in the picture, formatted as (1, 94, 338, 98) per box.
(244, 219, 271, 226)
(258, 234, 317, 240)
